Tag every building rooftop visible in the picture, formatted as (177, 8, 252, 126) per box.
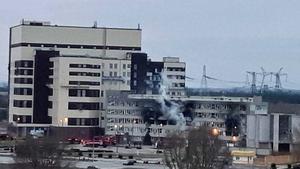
(11, 20, 142, 31)
(128, 94, 254, 103)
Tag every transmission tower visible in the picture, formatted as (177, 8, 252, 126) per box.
(246, 71, 260, 94)
(260, 67, 271, 92)
(271, 67, 288, 89)
(201, 65, 208, 89)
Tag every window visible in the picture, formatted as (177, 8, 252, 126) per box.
(68, 118, 99, 126)
(68, 102, 99, 110)
(100, 102, 103, 109)
(13, 100, 32, 108)
(15, 69, 33, 76)
(69, 64, 100, 69)
(127, 72, 131, 77)
(114, 63, 118, 69)
(123, 64, 126, 69)
(15, 60, 33, 68)
(13, 115, 31, 123)
(14, 88, 32, 95)
(48, 78, 53, 84)
(101, 91, 104, 97)
(123, 72, 126, 77)
(68, 89, 100, 97)
(109, 63, 113, 69)
(69, 81, 100, 86)
(49, 69, 53, 75)
(109, 72, 113, 77)
(114, 72, 117, 77)
(69, 72, 100, 77)
(127, 64, 131, 68)
(48, 101, 53, 109)
(49, 62, 54, 68)
(48, 88, 53, 96)
(14, 78, 33, 84)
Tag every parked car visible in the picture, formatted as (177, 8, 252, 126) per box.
(87, 166, 98, 169)
(123, 160, 136, 165)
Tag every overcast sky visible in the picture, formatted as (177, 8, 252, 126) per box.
(1, 0, 300, 89)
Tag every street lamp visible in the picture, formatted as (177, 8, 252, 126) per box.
(232, 136, 238, 147)
(212, 127, 219, 136)
(64, 117, 68, 126)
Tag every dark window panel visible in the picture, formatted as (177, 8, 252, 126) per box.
(14, 69, 33, 76)
(14, 78, 33, 84)
(15, 60, 33, 68)
(68, 102, 99, 110)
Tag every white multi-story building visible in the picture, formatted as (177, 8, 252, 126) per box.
(8, 20, 187, 138)
(9, 20, 141, 137)
(163, 57, 186, 96)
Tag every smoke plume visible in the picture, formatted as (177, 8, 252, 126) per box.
(157, 72, 186, 130)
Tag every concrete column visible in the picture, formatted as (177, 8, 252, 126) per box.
(255, 116, 259, 148)
(273, 114, 279, 152)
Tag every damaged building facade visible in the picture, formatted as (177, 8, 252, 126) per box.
(105, 91, 300, 155)
(105, 91, 253, 143)
(8, 21, 300, 155)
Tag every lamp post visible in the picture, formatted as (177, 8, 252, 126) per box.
(159, 123, 163, 141)
(114, 124, 119, 153)
(131, 120, 136, 146)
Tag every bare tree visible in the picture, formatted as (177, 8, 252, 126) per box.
(14, 136, 68, 169)
(163, 126, 227, 169)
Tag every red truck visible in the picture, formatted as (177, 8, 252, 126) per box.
(81, 135, 116, 147)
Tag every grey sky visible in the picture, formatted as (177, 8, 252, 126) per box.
(1, 0, 300, 89)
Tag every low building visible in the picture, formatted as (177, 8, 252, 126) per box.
(104, 90, 254, 143)
(247, 100, 300, 154)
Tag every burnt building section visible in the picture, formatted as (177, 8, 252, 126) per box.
(106, 93, 253, 142)
(145, 61, 164, 94)
(33, 50, 58, 124)
(130, 53, 185, 96)
(130, 53, 163, 94)
(130, 53, 148, 94)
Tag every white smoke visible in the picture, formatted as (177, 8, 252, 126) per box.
(157, 72, 186, 130)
